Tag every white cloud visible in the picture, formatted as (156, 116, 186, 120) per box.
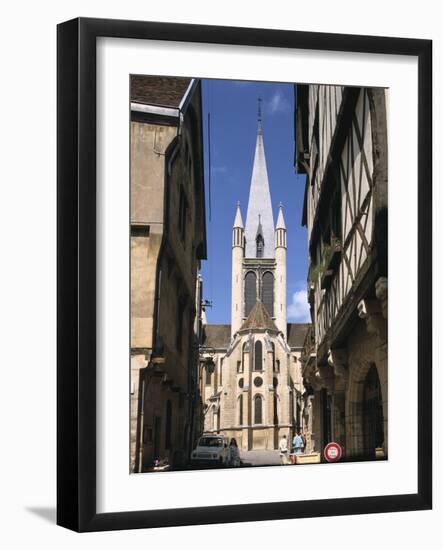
(287, 287, 310, 322)
(266, 90, 291, 115)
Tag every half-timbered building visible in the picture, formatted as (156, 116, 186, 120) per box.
(296, 85, 388, 461)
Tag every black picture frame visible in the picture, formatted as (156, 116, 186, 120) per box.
(57, 17, 432, 532)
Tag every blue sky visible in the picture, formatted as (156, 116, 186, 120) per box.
(200, 79, 309, 324)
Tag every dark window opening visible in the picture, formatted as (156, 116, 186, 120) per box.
(256, 234, 264, 258)
(245, 272, 257, 316)
(238, 395, 243, 425)
(131, 225, 150, 237)
(262, 272, 274, 316)
(254, 376, 263, 387)
(331, 190, 342, 241)
(254, 395, 263, 424)
(254, 340, 263, 371)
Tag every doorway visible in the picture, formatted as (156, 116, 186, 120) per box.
(362, 365, 384, 459)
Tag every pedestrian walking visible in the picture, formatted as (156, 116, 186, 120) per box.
(229, 438, 241, 467)
(279, 434, 289, 465)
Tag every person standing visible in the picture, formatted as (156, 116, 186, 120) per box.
(229, 438, 241, 467)
(279, 434, 289, 465)
(293, 431, 303, 455)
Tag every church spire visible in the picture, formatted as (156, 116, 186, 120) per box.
(257, 97, 262, 134)
(244, 101, 275, 258)
(233, 200, 244, 228)
(276, 202, 286, 230)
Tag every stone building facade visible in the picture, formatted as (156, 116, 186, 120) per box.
(296, 84, 388, 460)
(130, 76, 207, 472)
(199, 111, 309, 451)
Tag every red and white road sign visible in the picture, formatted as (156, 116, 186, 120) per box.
(323, 442, 343, 462)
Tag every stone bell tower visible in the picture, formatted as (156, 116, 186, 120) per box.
(231, 99, 287, 338)
(231, 201, 244, 336)
(275, 203, 287, 338)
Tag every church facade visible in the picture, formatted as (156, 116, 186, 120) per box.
(199, 110, 309, 451)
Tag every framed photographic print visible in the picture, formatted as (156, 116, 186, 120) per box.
(57, 17, 432, 532)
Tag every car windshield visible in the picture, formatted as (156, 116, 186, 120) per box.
(198, 437, 224, 448)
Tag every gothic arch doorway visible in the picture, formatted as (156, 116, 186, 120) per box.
(362, 364, 384, 459)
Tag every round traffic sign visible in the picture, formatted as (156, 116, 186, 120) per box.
(323, 442, 342, 462)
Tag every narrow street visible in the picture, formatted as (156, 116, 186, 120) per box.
(240, 450, 282, 467)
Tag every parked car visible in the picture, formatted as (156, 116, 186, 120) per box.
(191, 434, 230, 466)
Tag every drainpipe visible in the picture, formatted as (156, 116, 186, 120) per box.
(137, 373, 146, 473)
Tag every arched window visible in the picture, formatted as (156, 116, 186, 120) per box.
(254, 340, 263, 371)
(238, 394, 243, 425)
(262, 272, 274, 316)
(245, 271, 257, 316)
(165, 400, 172, 450)
(254, 395, 263, 424)
(256, 234, 264, 258)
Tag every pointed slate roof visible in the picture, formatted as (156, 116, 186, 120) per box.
(201, 324, 231, 349)
(244, 115, 275, 258)
(240, 300, 279, 332)
(287, 323, 310, 348)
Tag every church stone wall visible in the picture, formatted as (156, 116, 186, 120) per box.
(200, 332, 305, 452)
